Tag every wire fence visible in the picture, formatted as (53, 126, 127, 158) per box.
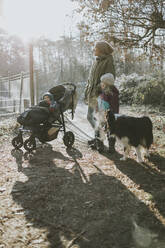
(0, 70, 63, 117)
(0, 72, 31, 117)
(0, 70, 84, 117)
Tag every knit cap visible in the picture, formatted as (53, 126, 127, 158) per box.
(100, 73, 114, 86)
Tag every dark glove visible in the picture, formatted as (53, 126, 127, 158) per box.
(38, 100, 50, 108)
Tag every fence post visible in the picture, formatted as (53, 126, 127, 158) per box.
(13, 99, 16, 112)
(29, 42, 35, 106)
(35, 70, 39, 104)
(19, 72, 24, 113)
(8, 72, 11, 98)
(24, 99, 30, 110)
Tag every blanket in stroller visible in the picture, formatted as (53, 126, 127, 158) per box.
(17, 106, 50, 126)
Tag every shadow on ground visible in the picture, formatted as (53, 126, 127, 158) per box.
(101, 148, 165, 230)
(11, 145, 165, 248)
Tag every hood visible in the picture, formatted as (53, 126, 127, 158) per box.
(42, 92, 54, 101)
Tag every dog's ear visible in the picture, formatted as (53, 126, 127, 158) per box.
(105, 109, 110, 130)
(106, 109, 114, 120)
(106, 109, 115, 125)
(105, 109, 110, 119)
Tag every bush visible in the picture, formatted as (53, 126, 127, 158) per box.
(118, 72, 165, 106)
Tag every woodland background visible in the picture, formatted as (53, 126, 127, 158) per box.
(0, 0, 165, 107)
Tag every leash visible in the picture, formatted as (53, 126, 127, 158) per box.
(64, 114, 93, 140)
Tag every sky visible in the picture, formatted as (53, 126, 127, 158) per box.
(0, 0, 78, 42)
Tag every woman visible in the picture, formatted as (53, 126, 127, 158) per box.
(84, 41, 117, 152)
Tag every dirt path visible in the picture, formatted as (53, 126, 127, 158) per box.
(0, 104, 165, 248)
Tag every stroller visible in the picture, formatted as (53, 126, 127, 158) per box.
(12, 83, 77, 152)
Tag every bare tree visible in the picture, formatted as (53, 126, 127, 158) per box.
(72, 0, 165, 50)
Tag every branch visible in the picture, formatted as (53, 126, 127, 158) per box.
(143, 31, 155, 46)
(130, 16, 152, 22)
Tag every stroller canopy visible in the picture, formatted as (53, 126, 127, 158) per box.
(49, 83, 76, 112)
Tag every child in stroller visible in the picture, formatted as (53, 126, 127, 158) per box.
(38, 91, 61, 122)
(12, 83, 77, 152)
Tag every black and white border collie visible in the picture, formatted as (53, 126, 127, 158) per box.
(106, 111, 153, 163)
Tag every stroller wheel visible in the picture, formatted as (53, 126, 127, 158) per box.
(24, 138, 36, 152)
(12, 136, 23, 149)
(63, 131, 75, 148)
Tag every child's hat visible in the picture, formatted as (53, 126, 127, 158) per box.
(100, 73, 114, 86)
